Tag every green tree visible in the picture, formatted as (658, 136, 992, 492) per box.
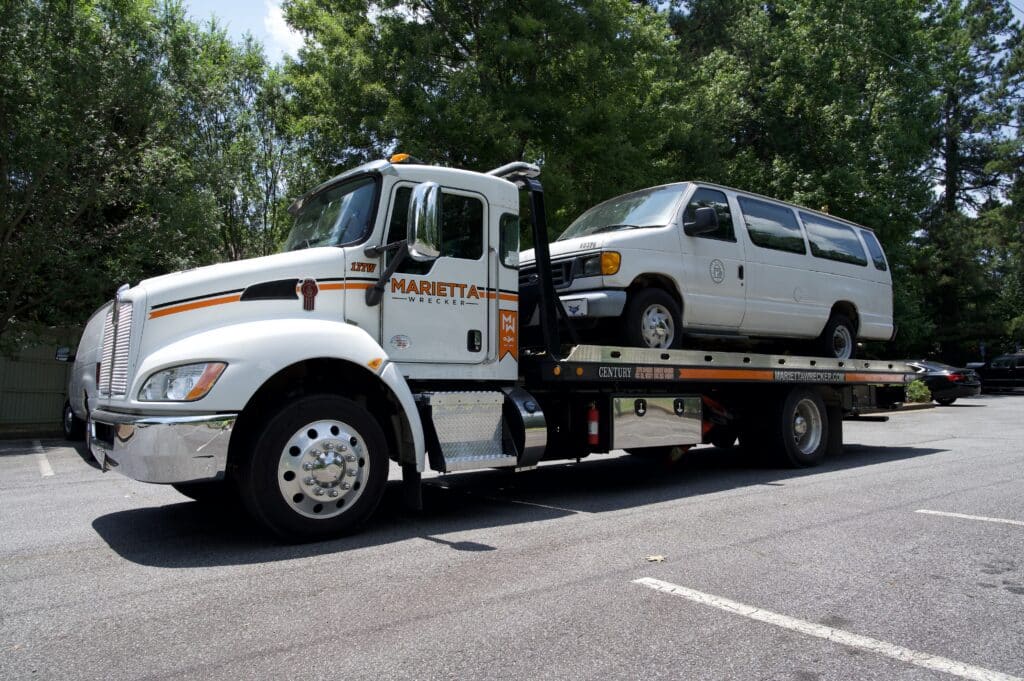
(285, 0, 678, 232)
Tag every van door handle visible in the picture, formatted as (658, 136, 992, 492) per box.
(738, 265, 744, 280)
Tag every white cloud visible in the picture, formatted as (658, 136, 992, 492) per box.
(263, 0, 303, 62)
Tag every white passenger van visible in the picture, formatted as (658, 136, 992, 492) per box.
(519, 182, 893, 358)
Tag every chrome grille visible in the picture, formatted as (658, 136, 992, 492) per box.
(98, 302, 133, 397)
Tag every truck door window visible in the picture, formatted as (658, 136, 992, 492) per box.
(385, 186, 484, 273)
(737, 196, 807, 254)
(683, 188, 735, 241)
(800, 212, 868, 266)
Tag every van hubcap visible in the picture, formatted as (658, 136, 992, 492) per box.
(641, 304, 675, 349)
(277, 419, 369, 519)
(832, 325, 853, 359)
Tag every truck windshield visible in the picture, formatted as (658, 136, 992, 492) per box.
(284, 176, 378, 251)
(556, 184, 688, 241)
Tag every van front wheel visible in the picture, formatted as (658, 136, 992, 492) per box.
(818, 314, 855, 360)
(624, 289, 682, 350)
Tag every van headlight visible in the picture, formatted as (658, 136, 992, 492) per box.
(577, 251, 621, 277)
(139, 362, 227, 402)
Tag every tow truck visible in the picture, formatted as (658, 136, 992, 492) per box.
(89, 157, 911, 540)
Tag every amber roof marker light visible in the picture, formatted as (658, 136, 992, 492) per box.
(389, 153, 424, 164)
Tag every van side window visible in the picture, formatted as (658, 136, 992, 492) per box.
(683, 188, 735, 242)
(799, 212, 868, 266)
(737, 196, 806, 254)
(859, 229, 888, 271)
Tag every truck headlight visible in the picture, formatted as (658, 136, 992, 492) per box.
(577, 251, 621, 277)
(139, 362, 227, 402)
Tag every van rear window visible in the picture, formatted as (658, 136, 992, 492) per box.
(737, 197, 806, 254)
(799, 212, 868, 267)
(859, 229, 888, 271)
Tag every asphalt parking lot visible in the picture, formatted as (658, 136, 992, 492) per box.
(2, 394, 1022, 681)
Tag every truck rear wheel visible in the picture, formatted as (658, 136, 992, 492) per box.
(236, 394, 388, 541)
(770, 387, 829, 467)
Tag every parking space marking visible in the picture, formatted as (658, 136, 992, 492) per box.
(33, 440, 54, 478)
(916, 509, 1024, 527)
(633, 577, 1021, 681)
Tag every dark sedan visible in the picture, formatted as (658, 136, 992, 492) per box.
(907, 360, 981, 405)
(973, 353, 1024, 392)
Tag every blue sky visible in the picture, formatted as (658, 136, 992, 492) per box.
(182, 0, 302, 63)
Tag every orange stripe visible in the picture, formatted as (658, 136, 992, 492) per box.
(149, 294, 241, 319)
(497, 292, 518, 301)
(678, 368, 775, 381)
(846, 372, 905, 383)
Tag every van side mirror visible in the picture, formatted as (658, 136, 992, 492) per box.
(408, 181, 441, 262)
(55, 347, 75, 362)
(684, 206, 719, 236)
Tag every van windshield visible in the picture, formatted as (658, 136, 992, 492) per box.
(284, 176, 378, 251)
(556, 184, 687, 241)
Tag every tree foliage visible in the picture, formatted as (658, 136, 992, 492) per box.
(1, 0, 1022, 362)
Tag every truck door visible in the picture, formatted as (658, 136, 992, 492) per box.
(381, 183, 491, 364)
(678, 186, 747, 329)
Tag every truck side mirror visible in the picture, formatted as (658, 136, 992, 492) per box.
(683, 206, 719, 236)
(55, 347, 75, 362)
(408, 181, 441, 262)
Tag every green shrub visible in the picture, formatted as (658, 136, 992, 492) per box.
(905, 379, 931, 403)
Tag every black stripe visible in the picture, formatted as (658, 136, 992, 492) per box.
(240, 279, 299, 302)
(151, 288, 245, 310)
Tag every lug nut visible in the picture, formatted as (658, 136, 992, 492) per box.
(314, 487, 325, 496)
(324, 443, 333, 450)
(345, 454, 356, 462)
(347, 469, 356, 477)
(328, 489, 339, 498)
(341, 482, 351, 490)
(303, 462, 314, 471)
(304, 477, 315, 485)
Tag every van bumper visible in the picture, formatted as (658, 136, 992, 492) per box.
(558, 290, 627, 319)
(90, 409, 236, 484)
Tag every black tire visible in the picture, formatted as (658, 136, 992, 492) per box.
(172, 480, 236, 505)
(62, 401, 85, 440)
(935, 396, 957, 406)
(766, 387, 830, 467)
(817, 313, 856, 360)
(624, 288, 682, 349)
(235, 394, 389, 541)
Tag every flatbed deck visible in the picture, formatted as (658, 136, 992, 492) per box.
(523, 345, 914, 387)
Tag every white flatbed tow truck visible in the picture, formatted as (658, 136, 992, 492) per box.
(89, 158, 911, 540)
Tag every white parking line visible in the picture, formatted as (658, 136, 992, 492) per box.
(33, 440, 54, 478)
(916, 509, 1024, 527)
(633, 577, 1021, 681)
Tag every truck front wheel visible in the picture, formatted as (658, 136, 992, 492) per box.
(236, 394, 389, 541)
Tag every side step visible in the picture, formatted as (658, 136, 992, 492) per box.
(419, 392, 518, 472)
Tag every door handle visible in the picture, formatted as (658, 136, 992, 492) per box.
(738, 265, 744, 280)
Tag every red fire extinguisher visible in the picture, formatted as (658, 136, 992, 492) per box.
(587, 402, 599, 446)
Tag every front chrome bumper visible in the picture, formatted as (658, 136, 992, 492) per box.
(90, 409, 237, 484)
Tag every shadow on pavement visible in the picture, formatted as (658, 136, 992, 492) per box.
(93, 441, 947, 569)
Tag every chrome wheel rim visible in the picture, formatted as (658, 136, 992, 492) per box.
(792, 398, 823, 455)
(640, 304, 675, 349)
(831, 324, 853, 359)
(277, 419, 369, 519)
(63, 405, 74, 434)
